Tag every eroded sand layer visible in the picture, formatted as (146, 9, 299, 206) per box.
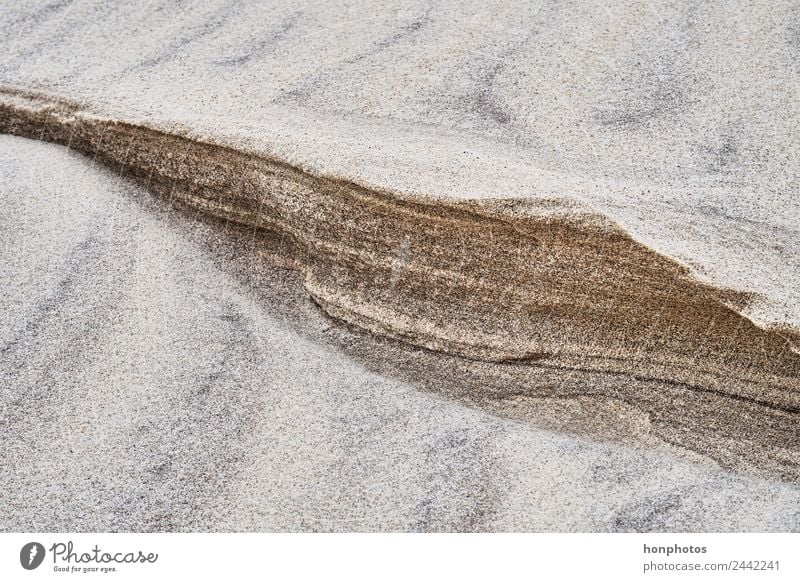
(2, 135, 800, 532)
(1, 92, 799, 484)
(1, 0, 799, 330)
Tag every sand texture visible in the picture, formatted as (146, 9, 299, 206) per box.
(1, 1, 799, 531)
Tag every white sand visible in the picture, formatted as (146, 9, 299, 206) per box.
(2, 1, 800, 531)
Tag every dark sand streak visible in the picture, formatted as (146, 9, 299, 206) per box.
(1, 86, 799, 481)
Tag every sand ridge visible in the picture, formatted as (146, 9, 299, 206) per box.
(1, 89, 799, 482)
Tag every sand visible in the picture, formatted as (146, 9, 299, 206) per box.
(1, 1, 799, 530)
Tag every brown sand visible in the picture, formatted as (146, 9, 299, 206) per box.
(2, 87, 798, 482)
